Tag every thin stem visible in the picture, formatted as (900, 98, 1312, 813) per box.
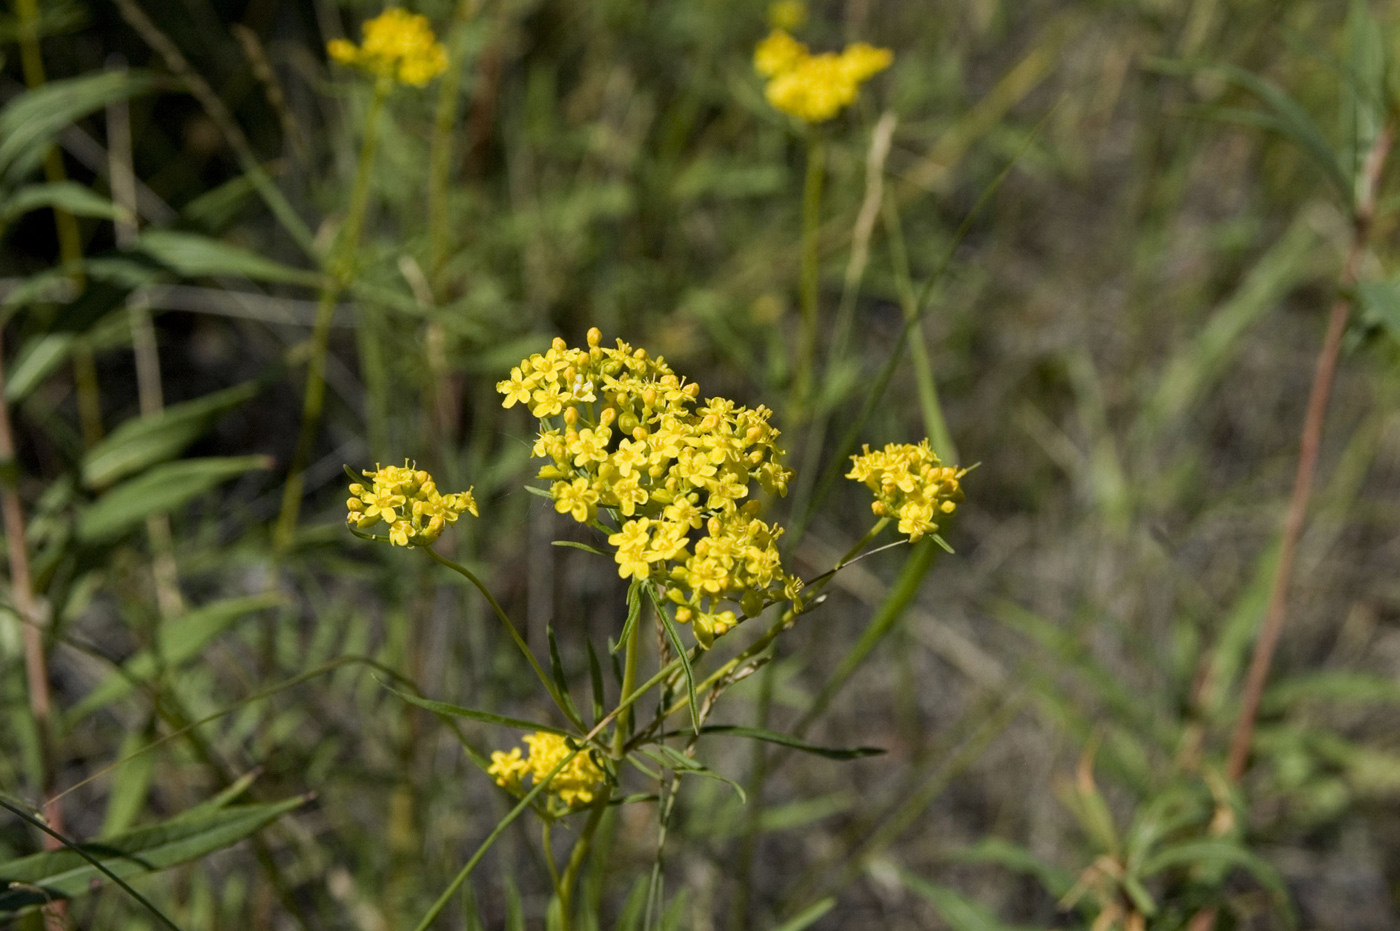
(0, 331, 66, 855)
(412, 655, 685, 931)
(883, 193, 956, 463)
(542, 820, 562, 897)
(424, 546, 587, 731)
(275, 80, 389, 548)
(792, 132, 826, 416)
(556, 791, 609, 931)
(1224, 121, 1393, 783)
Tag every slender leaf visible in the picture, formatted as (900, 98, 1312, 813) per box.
(138, 229, 320, 287)
(0, 182, 121, 226)
(67, 594, 284, 724)
(0, 797, 305, 915)
(586, 637, 606, 724)
(82, 382, 260, 488)
(682, 725, 884, 760)
(895, 869, 1045, 931)
(0, 70, 159, 184)
(380, 682, 567, 734)
(547, 623, 581, 723)
(650, 588, 699, 734)
(77, 456, 272, 543)
(770, 898, 835, 931)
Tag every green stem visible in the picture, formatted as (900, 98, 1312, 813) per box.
(275, 79, 390, 549)
(556, 790, 609, 930)
(412, 654, 685, 931)
(883, 194, 956, 462)
(423, 546, 587, 731)
(651, 520, 890, 726)
(792, 132, 825, 416)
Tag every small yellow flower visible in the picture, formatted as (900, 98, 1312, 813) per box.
(490, 732, 608, 817)
(328, 8, 447, 88)
(847, 440, 965, 542)
(754, 29, 808, 79)
(753, 29, 892, 123)
(500, 329, 803, 648)
(346, 460, 477, 546)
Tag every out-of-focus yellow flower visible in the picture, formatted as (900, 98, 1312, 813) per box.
(767, 0, 808, 31)
(328, 8, 447, 87)
(499, 328, 802, 648)
(347, 460, 476, 546)
(488, 732, 608, 817)
(754, 29, 808, 78)
(847, 440, 965, 542)
(754, 29, 892, 123)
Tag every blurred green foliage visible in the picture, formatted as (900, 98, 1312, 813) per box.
(4, 0, 1400, 928)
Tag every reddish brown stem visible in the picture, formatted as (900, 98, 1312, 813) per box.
(0, 331, 68, 851)
(1224, 123, 1393, 783)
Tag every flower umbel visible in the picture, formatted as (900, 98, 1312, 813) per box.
(847, 440, 966, 542)
(499, 328, 802, 648)
(347, 461, 477, 546)
(488, 732, 608, 818)
(754, 29, 892, 123)
(327, 8, 448, 87)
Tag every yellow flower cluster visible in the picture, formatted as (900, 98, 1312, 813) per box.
(847, 441, 966, 542)
(347, 461, 477, 546)
(488, 731, 608, 816)
(498, 329, 801, 648)
(327, 8, 448, 88)
(754, 29, 892, 123)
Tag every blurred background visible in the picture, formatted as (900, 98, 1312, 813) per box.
(3, 0, 1400, 928)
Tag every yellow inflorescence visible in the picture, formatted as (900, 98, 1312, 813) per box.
(327, 8, 448, 87)
(498, 328, 801, 648)
(847, 440, 966, 542)
(488, 732, 608, 816)
(754, 29, 892, 123)
(347, 461, 477, 546)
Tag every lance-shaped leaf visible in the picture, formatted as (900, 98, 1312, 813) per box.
(138, 229, 321, 287)
(77, 455, 271, 543)
(0, 796, 306, 916)
(67, 594, 284, 724)
(0, 182, 121, 228)
(663, 725, 885, 760)
(380, 682, 568, 735)
(0, 70, 159, 185)
(82, 382, 260, 488)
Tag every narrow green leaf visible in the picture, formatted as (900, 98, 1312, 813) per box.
(1148, 58, 1347, 197)
(895, 870, 1045, 931)
(138, 229, 320, 287)
(770, 898, 835, 931)
(380, 682, 567, 734)
(615, 579, 643, 654)
(3, 333, 74, 402)
(82, 382, 260, 488)
(684, 725, 884, 760)
(547, 624, 581, 724)
(0, 182, 121, 226)
(586, 637, 606, 724)
(638, 746, 745, 802)
(77, 455, 272, 544)
(943, 838, 1075, 899)
(0, 797, 305, 915)
(1140, 840, 1295, 927)
(552, 540, 608, 556)
(650, 587, 699, 734)
(0, 70, 159, 184)
(67, 594, 284, 724)
(1357, 278, 1400, 345)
